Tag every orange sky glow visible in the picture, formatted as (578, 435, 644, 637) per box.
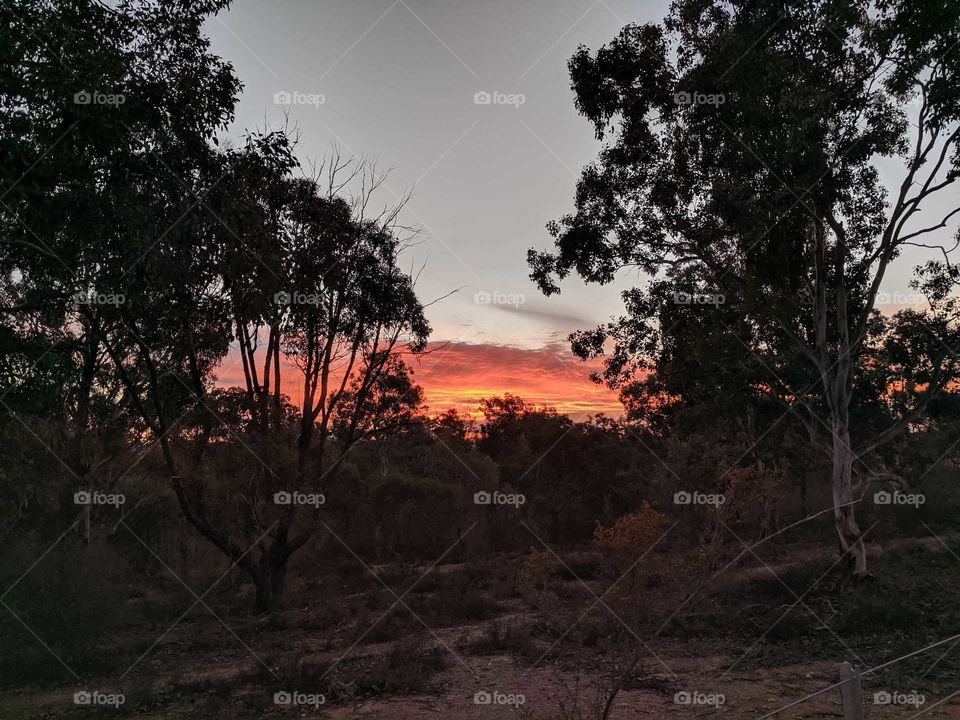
(215, 340, 623, 420)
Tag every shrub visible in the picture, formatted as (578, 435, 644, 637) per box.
(593, 504, 668, 601)
(594, 504, 667, 556)
(518, 547, 559, 593)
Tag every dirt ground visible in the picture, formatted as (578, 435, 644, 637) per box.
(4, 652, 957, 719)
(3, 535, 960, 719)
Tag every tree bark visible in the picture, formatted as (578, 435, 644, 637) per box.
(830, 413, 866, 576)
(813, 215, 867, 578)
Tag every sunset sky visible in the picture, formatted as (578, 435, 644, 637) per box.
(206, 0, 938, 419)
(215, 340, 623, 419)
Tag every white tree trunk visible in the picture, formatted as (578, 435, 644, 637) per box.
(831, 416, 867, 575)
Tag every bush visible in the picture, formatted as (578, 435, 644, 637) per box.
(593, 504, 667, 555)
(593, 503, 667, 588)
(518, 548, 559, 593)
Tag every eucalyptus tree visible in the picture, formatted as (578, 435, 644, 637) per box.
(530, 0, 960, 575)
(1, 1, 430, 611)
(203, 138, 430, 609)
(0, 0, 239, 544)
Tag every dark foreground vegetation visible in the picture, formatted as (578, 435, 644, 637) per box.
(3, 0, 960, 718)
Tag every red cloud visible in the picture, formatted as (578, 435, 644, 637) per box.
(214, 340, 622, 420)
(411, 341, 622, 419)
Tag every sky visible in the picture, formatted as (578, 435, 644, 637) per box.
(204, 0, 670, 418)
(204, 0, 953, 419)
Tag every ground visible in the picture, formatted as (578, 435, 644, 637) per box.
(2, 531, 959, 719)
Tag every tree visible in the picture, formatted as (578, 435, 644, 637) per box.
(205, 140, 430, 609)
(1, 0, 239, 545)
(76, 135, 430, 612)
(0, 1, 431, 611)
(477, 395, 655, 540)
(530, 0, 960, 575)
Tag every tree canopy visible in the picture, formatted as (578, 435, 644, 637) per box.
(530, 0, 960, 574)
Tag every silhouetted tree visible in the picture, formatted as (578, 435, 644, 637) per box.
(530, 0, 960, 575)
(0, 1, 430, 611)
(478, 395, 655, 539)
(1, 0, 239, 546)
